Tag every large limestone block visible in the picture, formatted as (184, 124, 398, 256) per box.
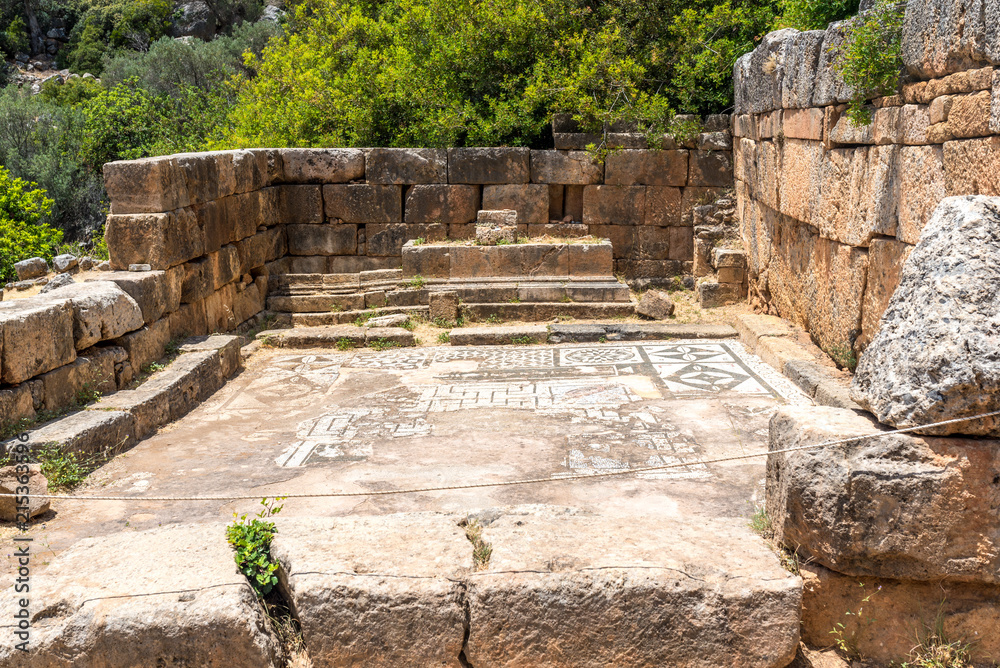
(366, 148, 447, 184)
(14, 257, 47, 280)
(778, 139, 824, 223)
(780, 30, 826, 109)
(271, 515, 470, 668)
(688, 150, 733, 187)
(742, 29, 799, 114)
(465, 511, 801, 668)
(287, 223, 358, 256)
(812, 22, 854, 107)
(604, 149, 688, 186)
(944, 136, 1000, 196)
(404, 184, 479, 224)
(402, 242, 450, 278)
(897, 145, 946, 245)
(323, 184, 402, 223)
(857, 238, 914, 353)
(279, 148, 365, 183)
(0, 383, 35, 427)
(767, 405, 1000, 582)
(0, 523, 281, 667)
(948, 89, 993, 138)
(447, 147, 530, 184)
(482, 184, 549, 224)
(800, 562, 1000, 664)
(852, 196, 1000, 436)
(529, 150, 603, 184)
(281, 185, 324, 224)
(106, 209, 204, 271)
(42, 282, 144, 350)
(89, 271, 168, 325)
(174, 152, 223, 205)
(0, 300, 76, 384)
(643, 186, 683, 226)
(816, 145, 898, 246)
(113, 318, 172, 376)
(232, 149, 268, 193)
(21, 409, 135, 458)
(140, 349, 225, 421)
(103, 157, 190, 214)
(582, 185, 645, 225)
(782, 108, 825, 140)
(733, 53, 754, 115)
(902, 0, 1000, 79)
(40, 347, 123, 411)
(236, 227, 287, 273)
(0, 463, 49, 521)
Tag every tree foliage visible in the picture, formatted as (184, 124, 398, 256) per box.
(833, 0, 905, 125)
(0, 166, 62, 283)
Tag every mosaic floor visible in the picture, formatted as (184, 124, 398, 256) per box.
(270, 341, 808, 475)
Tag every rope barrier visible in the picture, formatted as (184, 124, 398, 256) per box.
(3, 409, 999, 503)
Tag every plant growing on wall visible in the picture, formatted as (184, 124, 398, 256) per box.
(832, 0, 905, 126)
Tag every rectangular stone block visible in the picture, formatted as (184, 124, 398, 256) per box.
(642, 187, 683, 227)
(113, 318, 172, 376)
(530, 151, 603, 184)
(181, 257, 215, 304)
(0, 300, 77, 384)
(140, 350, 223, 422)
(582, 185, 645, 225)
(103, 157, 190, 214)
(447, 147, 530, 184)
(105, 209, 204, 271)
(901, 104, 932, 144)
(174, 152, 221, 205)
(237, 227, 287, 273)
(605, 150, 687, 186)
(521, 244, 570, 277)
(587, 224, 636, 259)
(404, 185, 479, 224)
(231, 149, 267, 193)
(897, 145, 946, 245)
(568, 243, 613, 276)
(40, 346, 122, 411)
(90, 388, 169, 441)
(195, 199, 228, 254)
(259, 186, 281, 228)
(668, 227, 694, 261)
(778, 139, 825, 224)
(0, 382, 35, 428)
(402, 242, 450, 278)
(858, 237, 914, 352)
(689, 151, 734, 187)
(366, 148, 447, 184)
(167, 300, 208, 340)
(553, 133, 602, 150)
(429, 291, 459, 322)
(281, 185, 324, 224)
(209, 245, 242, 290)
(815, 145, 899, 247)
(25, 409, 136, 457)
(637, 226, 670, 261)
(88, 271, 167, 325)
(944, 136, 1000, 196)
(41, 282, 145, 351)
(367, 223, 444, 256)
(279, 148, 365, 183)
(782, 108, 825, 140)
(288, 256, 329, 274)
(323, 184, 402, 223)
(872, 106, 903, 145)
(287, 224, 358, 256)
(948, 90, 992, 138)
(482, 184, 549, 224)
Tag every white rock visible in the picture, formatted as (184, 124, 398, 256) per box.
(365, 314, 409, 328)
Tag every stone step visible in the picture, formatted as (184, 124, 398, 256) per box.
(268, 282, 630, 313)
(279, 305, 430, 327)
(461, 301, 635, 321)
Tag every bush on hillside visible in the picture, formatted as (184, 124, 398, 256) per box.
(777, 0, 855, 30)
(60, 0, 176, 74)
(0, 167, 62, 283)
(833, 0, 905, 125)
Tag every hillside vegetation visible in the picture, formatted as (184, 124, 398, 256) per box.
(0, 0, 860, 256)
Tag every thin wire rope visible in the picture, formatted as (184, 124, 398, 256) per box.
(4, 409, 999, 502)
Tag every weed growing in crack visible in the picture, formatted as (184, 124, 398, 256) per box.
(438, 332, 451, 344)
(368, 338, 400, 352)
(485, 314, 503, 325)
(900, 612, 973, 668)
(35, 443, 86, 491)
(464, 519, 493, 571)
(511, 335, 536, 345)
(829, 581, 881, 657)
(336, 338, 356, 351)
(407, 274, 427, 289)
(226, 497, 284, 598)
(748, 503, 802, 575)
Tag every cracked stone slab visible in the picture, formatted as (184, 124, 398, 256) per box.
(271, 514, 471, 668)
(465, 510, 802, 668)
(0, 523, 281, 668)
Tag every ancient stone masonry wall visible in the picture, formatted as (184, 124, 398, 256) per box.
(733, 0, 1000, 360)
(0, 141, 731, 430)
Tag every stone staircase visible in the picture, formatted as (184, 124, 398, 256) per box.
(267, 240, 635, 325)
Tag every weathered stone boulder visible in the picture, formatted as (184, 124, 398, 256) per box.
(767, 405, 1000, 584)
(529, 150, 603, 184)
(0, 464, 49, 521)
(14, 257, 47, 280)
(0, 523, 282, 667)
(43, 281, 145, 351)
(780, 30, 826, 109)
(636, 290, 675, 319)
(53, 254, 78, 273)
(812, 22, 854, 107)
(271, 514, 470, 668)
(851, 196, 1000, 436)
(366, 148, 447, 184)
(38, 272, 74, 293)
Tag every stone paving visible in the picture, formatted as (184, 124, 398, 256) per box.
(25, 339, 810, 554)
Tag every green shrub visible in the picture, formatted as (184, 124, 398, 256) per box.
(39, 76, 105, 107)
(777, 0, 855, 30)
(80, 79, 160, 167)
(226, 497, 284, 597)
(832, 0, 905, 126)
(1, 16, 29, 58)
(0, 167, 61, 283)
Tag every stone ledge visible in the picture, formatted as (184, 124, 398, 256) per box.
(548, 322, 737, 343)
(255, 326, 414, 348)
(448, 325, 549, 346)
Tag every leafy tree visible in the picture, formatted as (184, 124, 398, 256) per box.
(833, 0, 904, 125)
(80, 78, 160, 167)
(777, 0, 855, 30)
(0, 167, 62, 283)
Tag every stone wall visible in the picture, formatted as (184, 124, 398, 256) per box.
(733, 0, 1000, 360)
